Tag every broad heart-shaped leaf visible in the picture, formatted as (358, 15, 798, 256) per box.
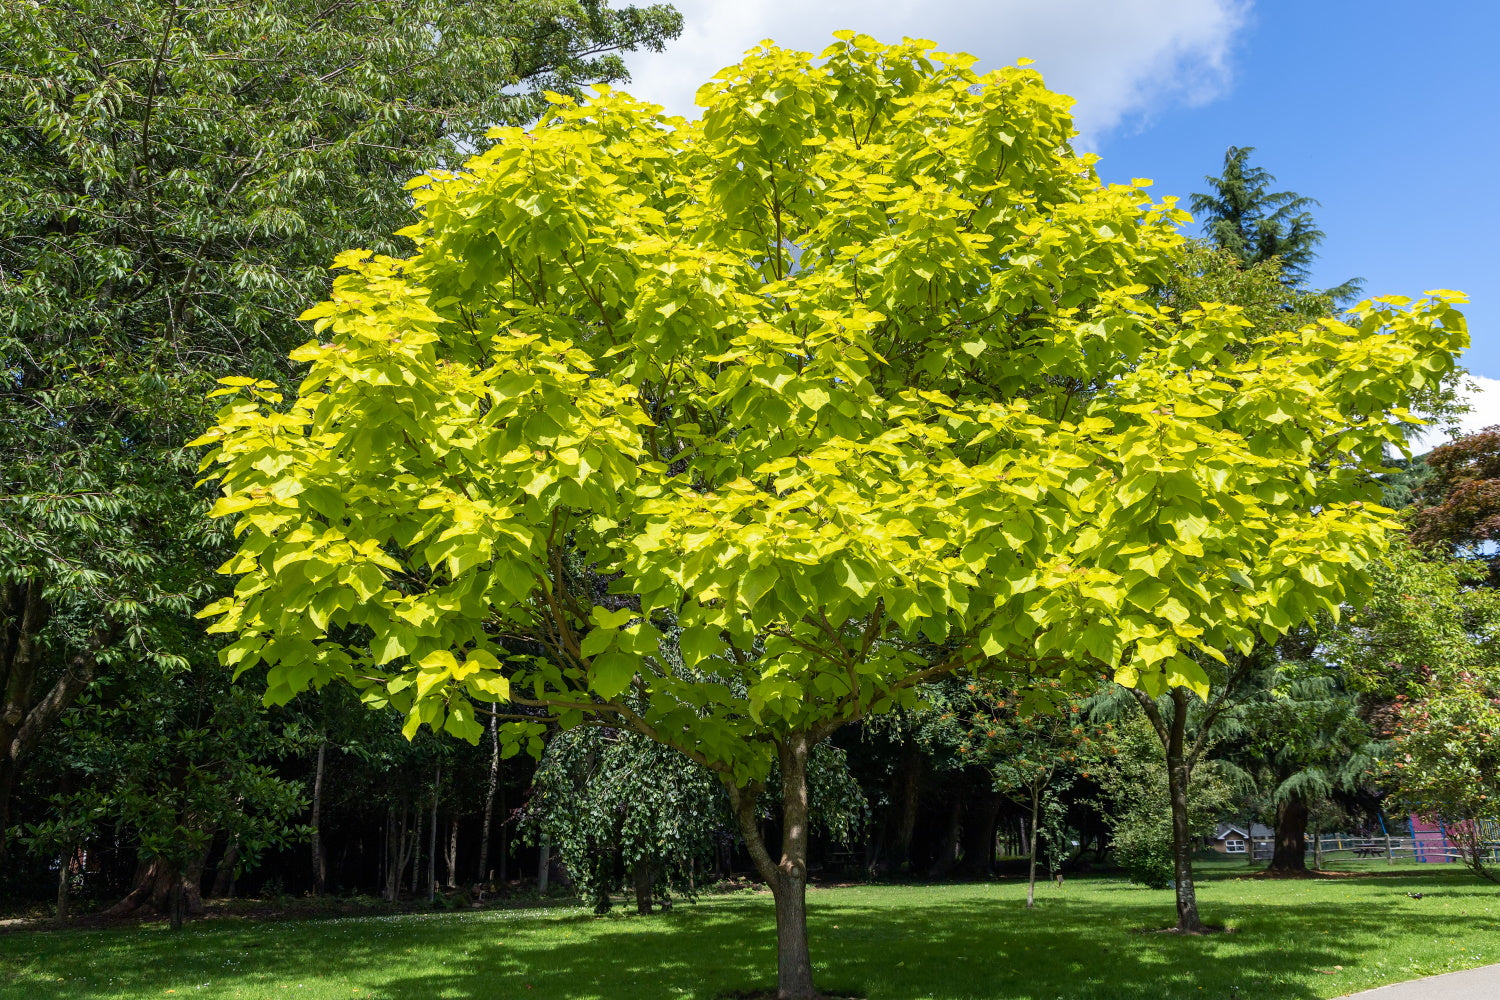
(198, 34, 1464, 779)
(589, 652, 638, 701)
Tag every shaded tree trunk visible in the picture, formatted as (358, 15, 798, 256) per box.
(927, 798, 962, 878)
(0, 581, 116, 858)
(426, 764, 440, 902)
(1026, 781, 1041, 908)
(1270, 793, 1309, 872)
(211, 839, 240, 898)
(56, 848, 71, 921)
(446, 816, 459, 889)
(477, 715, 500, 882)
(632, 859, 653, 915)
(105, 855, 206, 922)
(311, 741, 327, 895)
(893, 744, 924, 872)
(958, 792, 1000, 877)
(725, 731, 819, 1000)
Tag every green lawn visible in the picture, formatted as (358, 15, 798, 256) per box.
(3, 868, 1498, 1000)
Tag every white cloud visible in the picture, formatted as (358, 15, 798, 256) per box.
(1409, 375, 1500, 454)
(621, 0, 1249, 138)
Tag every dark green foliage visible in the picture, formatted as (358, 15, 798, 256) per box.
(525, 727, 728, 912)
(1, 0, 679, 888)
(1191, 145, 1360, 300)
(1379, 456, 1433, 509)
(524, 728, 865, 913)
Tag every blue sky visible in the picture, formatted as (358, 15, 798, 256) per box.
(621, 1, 1500, 438)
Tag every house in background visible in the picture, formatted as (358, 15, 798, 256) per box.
(1210, 823, 1274, 858)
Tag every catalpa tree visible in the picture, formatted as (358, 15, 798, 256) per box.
(194, 34, 1464, 999)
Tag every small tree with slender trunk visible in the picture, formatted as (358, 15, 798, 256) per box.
(194, 34, 1465, 998)
(921, 677, 1099, 907)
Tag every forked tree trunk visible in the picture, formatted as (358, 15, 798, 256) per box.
(106, 855, 206, 923)
(0, 584, 116, 860)
(1130, 685, 1207, 933)
(1270, 793, 1309, 873)
(726, 731, 818, 1000)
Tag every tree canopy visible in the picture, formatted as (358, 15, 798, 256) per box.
(194, 34, 1466, 998)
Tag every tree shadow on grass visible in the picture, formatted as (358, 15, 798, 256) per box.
(3, 876, 1496, 1000)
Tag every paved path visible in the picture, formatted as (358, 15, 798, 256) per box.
(1340, 962, 1500, 999)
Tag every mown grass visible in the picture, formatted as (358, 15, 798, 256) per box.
(2, 866, 1497, 1000)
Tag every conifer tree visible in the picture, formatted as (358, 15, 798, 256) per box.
(1191, 145, 1360, 299)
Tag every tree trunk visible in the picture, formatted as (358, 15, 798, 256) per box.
(0, 581, 115, 859)
(1165, 688, 1204, 933)
(958, 792, 1000, 876)
(211, 839, 240, 899)
(477, 715, 500, 882)
(498, 782, 509, 884)
(725, 731, 819, 1000)
(927, 798, 962, 877)
(1026, 781, 1041, 909)
(311, 742, 327, 895)
(537, 835, 550, 894)
(446, 816, 459, 889)
(426, 764, 440, 902)
(1269, 793, 1309, 873)
(633, 859, 653, 915)
(385, 803, 414, 902)
(56, 848, 71, 921)
(894, 744, 924, 872)
(105, 856, 206, 921)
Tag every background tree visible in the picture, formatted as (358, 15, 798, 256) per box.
(0, 0, 681, 859)
(525, 726, 728, 914)
(1234, 654, 1379, 873)
(526, 728, 862, 914)
(15, 660, 308, 924)
(1191, 145, 1360, 300)
(1409, 426, 1500, 583)
(1386, 663, 1500, 881)
(922, 676, 1101, 907)
(195, 35, 1465, 998)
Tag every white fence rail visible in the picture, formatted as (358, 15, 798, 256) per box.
(1241, 834, 1500, 865)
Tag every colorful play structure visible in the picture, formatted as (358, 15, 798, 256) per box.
(1406, 815, 1457, 863)
(1397, 815, 1500, 863)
